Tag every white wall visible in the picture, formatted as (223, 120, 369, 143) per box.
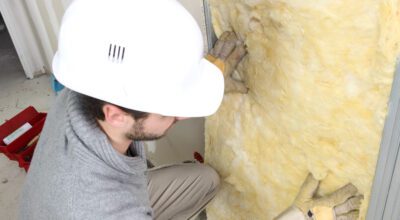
(23, 0, 66, 71)
(0, 0, 48, 78)
(146, 0, 209, 164)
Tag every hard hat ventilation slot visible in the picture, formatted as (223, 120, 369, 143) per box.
(108, 44, 126, 63)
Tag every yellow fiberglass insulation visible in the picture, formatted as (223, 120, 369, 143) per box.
(205, 0, 400, 219)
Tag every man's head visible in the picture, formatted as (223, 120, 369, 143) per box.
(80, 94, 187, 141)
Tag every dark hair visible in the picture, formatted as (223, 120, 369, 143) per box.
(79, 93, 149, 121)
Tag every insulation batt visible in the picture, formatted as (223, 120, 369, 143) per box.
(204, 0, 400, 219)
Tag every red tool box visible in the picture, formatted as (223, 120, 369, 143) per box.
(0, 106, 47, 172)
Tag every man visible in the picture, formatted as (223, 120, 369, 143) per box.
(20, 0, 246, 219)
(20, 0, 362, 219)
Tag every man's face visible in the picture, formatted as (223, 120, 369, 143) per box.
(125, 114, 188, 141)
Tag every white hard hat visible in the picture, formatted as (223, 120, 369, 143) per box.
(53, 0, 224, 117)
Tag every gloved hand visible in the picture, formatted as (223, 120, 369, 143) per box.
(206, 31, 248, 94)
(274, 174, 363, 220)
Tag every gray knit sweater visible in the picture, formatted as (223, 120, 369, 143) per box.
(19, 89, 153, 219)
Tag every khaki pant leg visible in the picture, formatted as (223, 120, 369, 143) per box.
(147, 163, 220, 220)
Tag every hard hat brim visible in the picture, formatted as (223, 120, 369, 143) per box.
(53, 54, 225, 118)
(170, 58, 225, 117)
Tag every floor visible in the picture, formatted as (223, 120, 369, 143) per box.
(0, 24, 207, 219)
(0, 24, 55, 219)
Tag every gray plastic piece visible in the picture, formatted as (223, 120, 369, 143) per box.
(367, 59, 400, 220)
(203, 0, 217, 50)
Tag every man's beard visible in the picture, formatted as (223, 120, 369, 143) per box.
(125, 120, 164, 141)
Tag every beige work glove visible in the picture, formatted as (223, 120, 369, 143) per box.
(275, 174, 363, 220)
(206, 31, 248, 94)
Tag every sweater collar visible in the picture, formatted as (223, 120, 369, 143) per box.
(65, 89, 147, 174)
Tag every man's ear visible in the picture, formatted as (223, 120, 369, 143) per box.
(102, 104, 132, 128)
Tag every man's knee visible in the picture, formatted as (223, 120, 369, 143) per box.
(197, 164, 220, 193)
